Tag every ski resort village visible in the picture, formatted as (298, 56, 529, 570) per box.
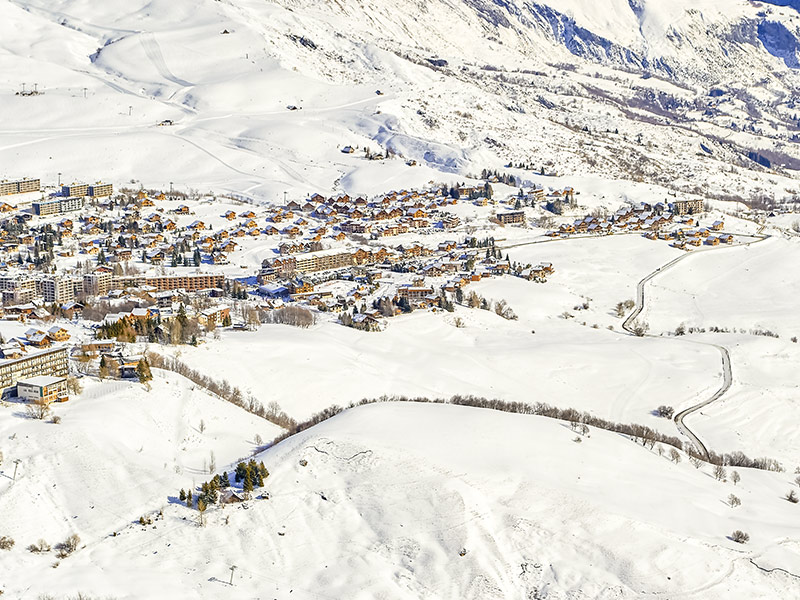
(4, 0, 800, 598)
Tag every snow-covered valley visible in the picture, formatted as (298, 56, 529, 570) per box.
(1, 0, 800, 598)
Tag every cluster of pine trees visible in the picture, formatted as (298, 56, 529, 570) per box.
(339, 310, 381, 332)
(229, 281, 249, 300)
(96, 305, 203, 345)
(478, 169, 519, 185)
(97, 315, 160, 343)
(170, 245, 201, 267)
(464, 236, 496, 248)
(440, 182, 494, 200)
(178, 460, 269, 512)
(234, 459, 269, 493)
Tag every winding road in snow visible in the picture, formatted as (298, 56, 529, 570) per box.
(621, 228, 768, 459)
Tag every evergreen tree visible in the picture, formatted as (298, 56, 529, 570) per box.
(186, 489, 193, 507)
(179, 488, 186, 501)
(242, 471, 254, 493)
(177, 304, 188, 327)
(136, 357, 153, 383)
(99, 355, 109, 379)
(221, 471, 230, 487)
(197, 498, 206, 525)
(258, 461, 269, 479)
(235, 462, 247, 483)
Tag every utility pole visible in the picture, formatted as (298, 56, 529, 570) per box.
(33, 83, 38, 94)
(21, 83, 26, 95)
(229, 565, 237, 586)
(83, 87, 87, 99)
(58, 172, 62, 187)
(283, 191, 287, 205)
(128, 105, 132, 116)
(170, 181, 173, 194)
(12, 459, 21, 482)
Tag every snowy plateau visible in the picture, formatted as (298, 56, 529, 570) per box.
(0, 0, 799, 599)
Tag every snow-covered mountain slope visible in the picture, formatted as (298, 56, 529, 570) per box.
(3, 402, 798, 598)
(2, 0, 800, 203)
(0, 370, 283, 548)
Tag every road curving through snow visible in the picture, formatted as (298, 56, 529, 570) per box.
(622, 228, 768, 459)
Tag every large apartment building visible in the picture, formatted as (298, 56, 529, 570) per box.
(88, 182, 113, 197)
(41, 277, 75, 303)
(83, 271, 113, 296)
(497, 211, 525, 225)
(111, 273, 225, 292)
(33, 196, 85, 216)
(293, 249, 354, 273)
(0, 346, 69, 397)
(672, 199, 704, 216)
(62, 183, 89, 197)
(0, 178, 40, 196)
(0, 276, 36, 304)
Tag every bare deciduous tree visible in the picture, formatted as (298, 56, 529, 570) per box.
(261, 306, 315, 328)
(66, 376, 83, 395)
(728, 494, 741, 508)
(26, 397, 51, 420)
(713, 464, 727, 481)
(55, 534, 81, 558)
(28, 539, 51, 553)
(669, 448, 681, 464)
(731, 530, 749, 544)
(731, 470, 741, 485)
(657, 405, 675, 419)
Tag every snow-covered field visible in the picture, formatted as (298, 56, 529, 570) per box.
(645, 236, 800, 338)
(2, 402, 798, 599)
(680, 335, 800, 468)
(2, 0, 800, 597)
(167, 311, 719, 432)
(3, 217, 797, 598)
(0, 371, 282, 548)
